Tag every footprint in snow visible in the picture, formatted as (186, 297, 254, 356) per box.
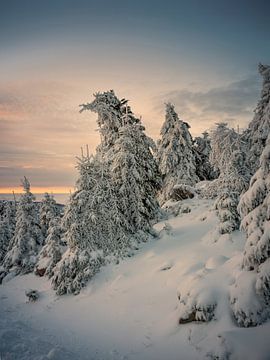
(158, 261, 174, 271)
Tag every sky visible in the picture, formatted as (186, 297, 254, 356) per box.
(0, 0, 269, 193)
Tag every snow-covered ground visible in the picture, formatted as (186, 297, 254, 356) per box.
(1, 198, 270, 360)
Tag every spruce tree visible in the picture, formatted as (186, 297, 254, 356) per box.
(244, 64, 270, 175)
(111, 118, 161, 232)
(52, 154, 129, 295)
(194, 131, 216, 181)
(0, 201, 16, 264)
(80, 90, 137, 157)
(81, 90, 161, 228)
(156, 103, 198, 203)
(230, 135, 270, 326)
(209, 123, 238, 175)
(214, 150, 250, 234)
(35, 216, 63, 278)
(2, 177, 43, 275)
(39, 192, 59, 239)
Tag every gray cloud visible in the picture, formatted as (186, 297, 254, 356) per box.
(155, 74, 261, 133)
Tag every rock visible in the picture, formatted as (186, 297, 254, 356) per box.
(25, 289, 39, 302)
(170, 184, 195, 201)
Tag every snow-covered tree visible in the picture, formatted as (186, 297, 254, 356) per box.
(156, 103, 199, 203)
(203, 123, 245, 199)
(39, 193, 59, 239)
(0, 201, 16, 264)
(243, 64, 270, 175)
(194, 131, 216, 181)
(111, 121, 161, 232)
(209, 123, 239, 175)
(214, 150, 250, 234)
(35, 217, 63, 278)
(215, 190, 240, 235)
(81, 90, 161, 228)
(80, 90, 138, 157)
(230, 134, 270, 326)
(2, 177, 43, 276)
(52, 154, 129, 295)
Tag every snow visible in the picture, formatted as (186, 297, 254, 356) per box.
(1, 198, 270, 359)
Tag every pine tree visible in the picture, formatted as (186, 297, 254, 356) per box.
(214, 150, 250, 234)
(156, 103, 199, 203)
(209, 123, 239, 175)
(203, 123, 243, 199)
(81, 90, 161, 228)
(111, 119, 161, 232)
(243, 64, 270, 175)
(230, 135, 270, 326)
(0, 201, 16, 264)
(35, 217, 63, 278)
(194, 131, 216, 181)
(52, 153, 129, 295)
(2, 178, 43, 275)
(39, 192, 59, 239)
(80, 90, 138, 157)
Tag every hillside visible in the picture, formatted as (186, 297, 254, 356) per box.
(1, 197, 270, 360)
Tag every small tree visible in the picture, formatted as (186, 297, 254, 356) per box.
(35, 217, 63, 278)
(214, 150, 250, 234)
(39, 193, 59, 239)
(209, 123, 239, 175)
(194, 131, 216, 181)
(156, 103, 198, 203)
(52, 153, 129, 295)
(230, 135, 270, 326)
(2, 177, 43, 275)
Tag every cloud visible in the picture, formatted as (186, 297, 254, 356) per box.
(155, 74, 261, 134)
(0, 165, 76, 188)
(0, 80, 99, 189)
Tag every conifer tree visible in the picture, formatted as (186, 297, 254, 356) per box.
(81, 90, 161, 227)
(39, 192, 59, 239)
(111, 114, 161, 232)
(2, 177, 43, 275)
(80, 90, 137, 157)
(35, 216, 63, 278)
(194, 131, 216, 181)
(214, 150, 250, 234)
(156, 103, 198, 203)
(230, 135, 270, 326)
(52, 153, 129, 295)
(209, 123, 238, 175)
(0, 201, 16, 264)
(244, 64, 270, 175)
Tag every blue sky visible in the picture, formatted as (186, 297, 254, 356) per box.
(0, 0, 269, 191)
